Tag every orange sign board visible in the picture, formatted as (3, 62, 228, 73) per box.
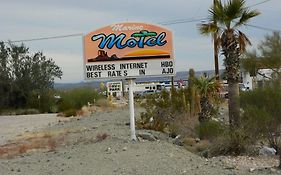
(84, 22, 174, 79)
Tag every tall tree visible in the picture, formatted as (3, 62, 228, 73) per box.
(213, 0, 220, 80)
(243, 32, 281, 85)
(199, 0, 260, 127)
(0, 42, 63, 110)
(0, 42, 11, 108)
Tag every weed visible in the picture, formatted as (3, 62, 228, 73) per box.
(96, 133, 108, 142)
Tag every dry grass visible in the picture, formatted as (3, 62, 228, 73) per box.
(0, 129, 80, 159)
(0, 127, 109, 159)
(183, 138, 210, 153)
(96, 133, 109, 142)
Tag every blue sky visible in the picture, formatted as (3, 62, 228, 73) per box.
(0, 0, 280, 83)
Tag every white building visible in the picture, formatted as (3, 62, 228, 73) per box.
(241, 68, 276, 90)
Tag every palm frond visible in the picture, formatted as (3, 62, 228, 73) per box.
(234, 10, 260, 27)
(237, 30, 251, 52)
(198, 23, 218, 36)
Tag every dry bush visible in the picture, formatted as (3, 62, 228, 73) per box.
(81, 106, 90, 116)
(0, 131, 68, 158)
(168, 113, 198, 138)
(183, 138, 210, 153)
(95, 99, 113, 108)
(96, 133, 109, 142)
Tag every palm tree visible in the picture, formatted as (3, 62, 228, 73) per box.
(199, 0, 260, 127)
(195, 76, 220, 123)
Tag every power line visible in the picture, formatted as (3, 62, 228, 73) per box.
(248, 0, 272, 8)
(3, 18, 206, 43)
(3, 33, 83, 44)
(158, 18, 207, 25)
(246, 24, 280, 32)
(0, 0, 275, 43)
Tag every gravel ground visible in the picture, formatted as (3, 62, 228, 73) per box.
(0, 108, 279, 175)
(0, 114, 63, 145)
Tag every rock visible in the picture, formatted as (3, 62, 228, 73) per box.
(17, 168, 21, 172)
(137, 132, 157, 141)
(259, 146, 276, 156)
(195, 138, 200, 143)
(270, 168, 277, 173)
(249, 168, 255, 172)
(201, 150, 209, 158)
(172, 135, 183, 146)
(122, 146, 127, 151)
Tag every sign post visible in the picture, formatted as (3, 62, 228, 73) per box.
(127, 78, 137, 141)
(83, 22, 174, 141)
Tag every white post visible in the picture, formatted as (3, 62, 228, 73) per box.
(128, 79, 137, 141)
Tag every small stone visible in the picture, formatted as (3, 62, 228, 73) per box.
(249, 168, 255, 172)
(259, 146, 276, 156)
(17, 168, 21, 172)
(67, 156, 71, 159)
(123, 146, 127, 151)
(137, 132, 157, 141)
(270, 168, 277, 173)
(105, 147, 111, 152)
(46, 159, 50, 162)
(10, 168, 14, 171)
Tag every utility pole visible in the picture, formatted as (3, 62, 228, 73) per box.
(213, 0, 219, 81)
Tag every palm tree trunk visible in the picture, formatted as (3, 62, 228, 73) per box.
(213, 0, 219, 81)
(214, 32, 220, 80)
(222, 30, 241, 128)
(228, 80, 240, 127)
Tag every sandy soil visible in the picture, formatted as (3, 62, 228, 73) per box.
(0, 114, 63, 145)
(0, 108, 279, 175)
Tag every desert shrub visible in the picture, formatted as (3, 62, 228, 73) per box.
(57, 87, 102, 114)
(0, 108, 40, 115)
(95, 98, 113, 108)
(183, 138, 210, 153)
(63, 109, 77, 117)
(240, 86, 281, 150)
(137, 89, 192, 133)
(26, 90, 57, 113)
(196, 121, 226, 141)
(209, 128, 250, 156)
(169, 114, 199, 138)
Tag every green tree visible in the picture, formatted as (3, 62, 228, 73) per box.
(195, 76, 220, 123)
(243, 32, 281, 85)
(199, 0, 260, 127)
(0, 42, 11, 109)
(0, 42, 62, 111)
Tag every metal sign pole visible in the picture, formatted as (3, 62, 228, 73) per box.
(128, 78, 137, 141)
